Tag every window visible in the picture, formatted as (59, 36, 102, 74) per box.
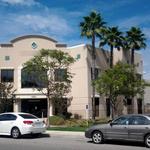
(113, 116, 129, 125)
(19, 114, 37, 119)
(1, 69, 14, 82)
(91, 68, 100, 80)
(5, 56, 10, 61)
(129, 116, 150, 125)
(0, 114, 17, 121)
(76, 54, 81, 60)
(21, 68, 46, 88)
(54, 69, 67, 82)
(127, 98, 132, 105)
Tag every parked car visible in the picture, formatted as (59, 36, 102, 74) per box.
(85, 114, 150, 148)
(0, 112, 46, 138)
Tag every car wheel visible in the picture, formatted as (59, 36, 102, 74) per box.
(145, 134, 150, 148)
(92, 131, 103, 144)
(11, 127, 21, 139)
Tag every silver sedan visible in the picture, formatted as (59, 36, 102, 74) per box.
(85, 114, 150, 148)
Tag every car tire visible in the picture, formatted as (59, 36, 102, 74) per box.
(92, 131, 103, 144)
(145, 134, 150, 148)
(11, 127, 21, 139)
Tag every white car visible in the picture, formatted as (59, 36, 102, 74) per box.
(0, 112, 46, 138)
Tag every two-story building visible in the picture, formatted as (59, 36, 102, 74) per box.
(0, 35, 143, 119)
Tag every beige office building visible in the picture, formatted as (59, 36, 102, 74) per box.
(0, 35, 143, 119)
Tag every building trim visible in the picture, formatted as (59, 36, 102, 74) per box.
(10, 35, 58, 43)
(0, 44, 13, 47)
(56, 43, 67, 48)
(67, 44, 86, 49)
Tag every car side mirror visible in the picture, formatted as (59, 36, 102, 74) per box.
(110, 122, 117, 126)
(108, 120, 112, 123)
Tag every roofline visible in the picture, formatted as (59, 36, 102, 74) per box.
(10, 35, 58, 43)
(67, 44, 86, 49)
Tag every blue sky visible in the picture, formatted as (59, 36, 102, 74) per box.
(0, 0, 150, 79)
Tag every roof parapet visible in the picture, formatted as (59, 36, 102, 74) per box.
(10, 35, 58, 43)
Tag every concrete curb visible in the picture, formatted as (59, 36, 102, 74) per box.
(46, 130, 84, 136)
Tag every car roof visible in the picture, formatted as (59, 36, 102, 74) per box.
(115, 114, 150, 119)
(0, 112, 32, 115)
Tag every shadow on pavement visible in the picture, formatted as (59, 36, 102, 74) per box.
(87, 140, 145, 148)
(0, 133, 50, 139)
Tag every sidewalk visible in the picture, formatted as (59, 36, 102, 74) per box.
(46, 130, 84, 137)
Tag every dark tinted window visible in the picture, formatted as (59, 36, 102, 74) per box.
(21, 68, 46, 88)
(0, 114, 6, 121)
(0, 114, 17, 121)
(54, 69, 67, 81)
(129, 116, 150, 125)
(1, 69, 14, 82)
(113, 116, 129, 125)
(19, 114, 37, 119)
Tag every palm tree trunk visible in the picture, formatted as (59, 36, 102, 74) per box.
(131, 48, 135, 113)
(47, 97, 50, 127)
(131, 48, 135, 65)
(109, 45, 113, 118)
(110, 45, 113, 68)
(92, 34, 96, 120)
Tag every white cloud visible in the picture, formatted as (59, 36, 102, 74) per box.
(143, 28, 150, 39)
(0, 0, 38, 6)
(115, 15, 150, 29)
(14, 14, 72, 36)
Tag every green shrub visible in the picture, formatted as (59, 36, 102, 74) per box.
(64, 119, 89, 127)
(94, 118, 109, 124)
(49, 115, 65, 125)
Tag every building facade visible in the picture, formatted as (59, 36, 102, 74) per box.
(0, 35, 143, 119)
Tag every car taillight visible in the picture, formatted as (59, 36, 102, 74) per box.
(23, 120, 33, 125)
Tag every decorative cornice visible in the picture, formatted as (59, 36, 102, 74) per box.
(10, 35, 58, 43)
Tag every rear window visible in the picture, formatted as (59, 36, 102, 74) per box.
(19, 114, 38, 119)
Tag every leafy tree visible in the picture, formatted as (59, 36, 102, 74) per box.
(94, 62, 145, 118)
(80, 11, 106, 119)
(23, 49, 75, 126)
(0, 83, 15, 112)
(125, 27, 146, 65)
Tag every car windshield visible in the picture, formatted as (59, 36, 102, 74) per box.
(19, 114, 38, 119)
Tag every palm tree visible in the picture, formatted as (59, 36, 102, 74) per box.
(99, 26, 123, 68)
(99, 26, 123, 119)
(126, 27, 146, 65)
(80, 11, 106, 119)
(125, 27, 146, 114)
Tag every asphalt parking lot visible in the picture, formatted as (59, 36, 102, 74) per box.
(0, 131, 148, 150)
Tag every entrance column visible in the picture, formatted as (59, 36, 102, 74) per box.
(49, 104, 53, 116)
(13, 99, 21, 112)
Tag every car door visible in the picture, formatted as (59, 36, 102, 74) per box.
(0, 114, 5, 133)
(128, 116, 150, 141)
(105, 116, 129, 140)
(2, 114, 17, 134)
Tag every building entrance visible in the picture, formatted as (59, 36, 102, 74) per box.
(21, 99, 47, 118)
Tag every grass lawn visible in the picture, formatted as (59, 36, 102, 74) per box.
(47, 126, 87, 132)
